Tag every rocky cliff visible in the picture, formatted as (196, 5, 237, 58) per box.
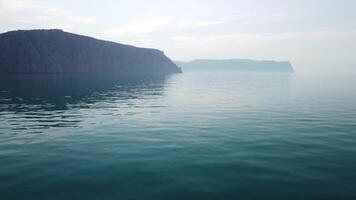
(0, 29, 181, 74)
(175, 59, 293, 72)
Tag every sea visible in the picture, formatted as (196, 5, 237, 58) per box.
(0, 70, 356, 199)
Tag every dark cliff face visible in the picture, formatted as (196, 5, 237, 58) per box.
(0, 29, 181, 74)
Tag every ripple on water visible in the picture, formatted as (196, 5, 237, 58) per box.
(0, 73, 356, 199)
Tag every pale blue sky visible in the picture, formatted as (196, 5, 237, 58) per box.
(1, 0, 356, 73)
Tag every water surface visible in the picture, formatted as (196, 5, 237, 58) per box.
(1, 71, 356, 199)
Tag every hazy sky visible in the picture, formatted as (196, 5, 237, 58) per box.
(1, 0, 356, 73)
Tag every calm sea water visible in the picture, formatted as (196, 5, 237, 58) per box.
(0, 71, 356, 200)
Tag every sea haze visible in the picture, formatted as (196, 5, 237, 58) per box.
(0, 70, 356, 199)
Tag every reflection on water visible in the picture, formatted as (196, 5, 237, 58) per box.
(1, 72, 356, 200)
(0, 74, 168, 130)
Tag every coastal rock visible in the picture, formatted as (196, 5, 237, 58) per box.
(0, 29, 181, 74)
(175, 59, 294, 72)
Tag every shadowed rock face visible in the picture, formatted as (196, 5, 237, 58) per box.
(175, 59, 294, 72)
(0, 29, 181, 74)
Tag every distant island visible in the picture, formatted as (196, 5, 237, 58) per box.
(0, 29, 181, 74)
(175, 59, 294, 72)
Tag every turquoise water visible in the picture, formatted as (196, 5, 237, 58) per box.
(0, 71, 356, 199)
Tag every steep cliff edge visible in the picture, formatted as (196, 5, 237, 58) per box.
(0, 29, 181, 74)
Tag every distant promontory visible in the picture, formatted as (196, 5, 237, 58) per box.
(175, 59, 294, 72)
(0, 29, 181, 74)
